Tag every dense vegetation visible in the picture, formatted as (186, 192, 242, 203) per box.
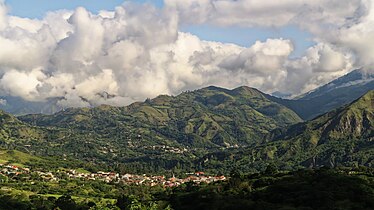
(20, 86, 301, 147)
(1, 167, 373, 210)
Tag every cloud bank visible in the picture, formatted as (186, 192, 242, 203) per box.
(0, 0, 371, 107)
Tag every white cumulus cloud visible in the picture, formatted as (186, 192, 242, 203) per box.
(0, 0, 369, 108)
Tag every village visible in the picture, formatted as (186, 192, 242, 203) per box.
(0, 163, 226, 187)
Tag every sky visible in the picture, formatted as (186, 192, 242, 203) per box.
(0, 0, 372, 108)
(5, 0, 313, 56)
(5, 0, 164, 18)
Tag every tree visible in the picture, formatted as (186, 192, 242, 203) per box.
(55, 195, 77, 210)
(264, 163, 278, 175)
(0, 174, 8, 183)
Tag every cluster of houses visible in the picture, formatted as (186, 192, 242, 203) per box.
(143, 145, 188, 154)
(66, 170, 226, 187)
(0, 163, 226, 187)
(0, 163, 30, 176)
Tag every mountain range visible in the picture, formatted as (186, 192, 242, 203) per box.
(273, 69, 374, 120)
(5, 86, 300, 173)
(0, 71, 372, 173)
(0, 69, 373, 121)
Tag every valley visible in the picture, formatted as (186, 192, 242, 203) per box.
(0, 73, 373, 210)
(1, 0, 374, 209)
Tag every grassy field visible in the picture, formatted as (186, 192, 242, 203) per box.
(0, 187, 116, 205)
(0, 150, 41, 166)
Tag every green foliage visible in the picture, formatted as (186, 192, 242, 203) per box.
(116, 195, 162, 210)
(264, 163, 278, 175)
(166, 168, 374, 210)
(55, 195, 78, 210)
(2, 168, 373, 210)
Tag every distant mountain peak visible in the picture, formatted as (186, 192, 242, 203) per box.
(271, 91, 293, 99)
(230, 86, 262, 96)
(272, 69, 374, 120)
(303, 90, 373, 141)
(198, 86, 231, 92)
(298, 69, 374, 100)
(232, 86, 257, 91)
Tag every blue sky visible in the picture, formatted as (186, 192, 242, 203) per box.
(182, 25, 314, 58)
(5, 0, 164, 18)
(4, 0, 313, 57)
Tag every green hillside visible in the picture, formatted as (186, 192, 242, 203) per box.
(0, 110, 47, 147)
(202, 90, 374, 172)
(0, 149, 41, 166)
(267, 90, 373, 168)
(20, 86, 301, 147)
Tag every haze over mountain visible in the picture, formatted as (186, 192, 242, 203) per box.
(296, 69, 374, 100)
(0, 69, 371, 123)
(272, 69, 374, 120)
(0, 96, 63, 115)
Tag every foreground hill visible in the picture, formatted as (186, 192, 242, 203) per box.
(167, 168, 374, 210)
(273, 69, 374, 120)
(1, 167, 373, 210)
(201, 90, 373, 172)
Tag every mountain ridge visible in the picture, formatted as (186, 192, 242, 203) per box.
(273, 69, 374, 120)
(0, 69, 372, 122)
(204, 90, 374, 171)
(19, 85, 302, 147)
